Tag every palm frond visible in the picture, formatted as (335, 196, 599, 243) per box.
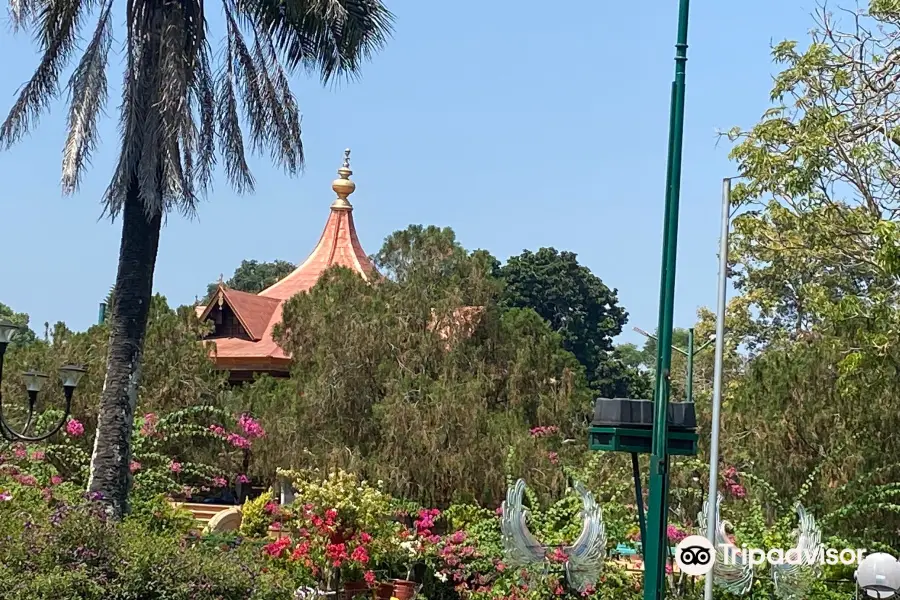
(250, 26, 302, 172)
(1, 0, 96, 147)
(234, 0, 393, 80)
(62, 0, 113, 194)
(216, 14, 255, 194)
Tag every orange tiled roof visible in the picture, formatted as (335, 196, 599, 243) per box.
(200, 149, 374, 373)
(258, 208, 376, 301)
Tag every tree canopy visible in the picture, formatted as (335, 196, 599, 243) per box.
(497, 247, 647, 397)
(206, 259, 296, 299)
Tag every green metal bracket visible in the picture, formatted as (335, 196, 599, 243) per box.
(588, 427, 698, 456)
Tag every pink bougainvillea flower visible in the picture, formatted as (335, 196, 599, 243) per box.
(129, 461, 142, 473)
(729, 483, 747, 498)
(31, 450, 45, 461)
(140, 413, 158, 436)
(529, 425, 559, 438)
(364, 570, 376, 585)
(209, 425, 226, 437)
(226, 433, 251, 449)
(65, 419, 84, 437)
(15, 474, 37, 486)
(212, 476, 227, 488)
(13, 445, 27, 459)
(237, 474, 250, 484)
(667, 524, 687, 543)
(169, 461, 182, 473)
(50, 475, 63, 486)
(549, 548, 568, 563)
(238, 414, 266, 439)
(548, 451, 560, 465)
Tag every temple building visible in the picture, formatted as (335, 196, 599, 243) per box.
(197, 149, 378, 383)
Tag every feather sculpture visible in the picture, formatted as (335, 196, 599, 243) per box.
(699, 493, 754, 595)
(562, 481, 607, 592)
(500, 479, 607, 592)
(771, 504, 822, 600)
(500, 479, 548, 569)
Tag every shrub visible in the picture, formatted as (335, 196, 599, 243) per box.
(0, 497, 297, 600)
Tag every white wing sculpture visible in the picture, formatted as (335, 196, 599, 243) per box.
(500, 479, 606, 592)
(562, 481, 607, 592)
(771, 503, 822, 600)
(500, 479, 548, 569)
(699, 493, 754, 595)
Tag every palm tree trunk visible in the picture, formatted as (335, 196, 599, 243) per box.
(87, 176, 162, 517)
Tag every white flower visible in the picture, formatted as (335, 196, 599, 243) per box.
(435, 572, 448, 582)
(400, 540, 421, 557)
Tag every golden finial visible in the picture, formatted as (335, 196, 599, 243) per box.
(331, 148, 356, 210)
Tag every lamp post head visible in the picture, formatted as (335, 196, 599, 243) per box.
(856, 552, 900, 599)
(21, 371, 49, 393)
(59, 365, 86, 389)
(0, 319, 20, 346)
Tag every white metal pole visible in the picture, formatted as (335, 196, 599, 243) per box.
(704, 178, 732, 600)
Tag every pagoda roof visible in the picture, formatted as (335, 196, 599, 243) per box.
(199, 149, 376, 375)
(258, 206, 376, 301)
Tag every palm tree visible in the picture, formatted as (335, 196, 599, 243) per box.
(0, 0, 392, 517)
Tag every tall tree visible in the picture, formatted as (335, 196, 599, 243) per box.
(497, 248, 633, 396)
(205, 259, 296, 299)
(726, 2, 900, 351)
(0, 0, 392, 516)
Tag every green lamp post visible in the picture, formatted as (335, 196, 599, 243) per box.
(644, 0, 691, 599)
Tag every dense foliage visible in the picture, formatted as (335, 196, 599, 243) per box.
(12, 2, 900, 586)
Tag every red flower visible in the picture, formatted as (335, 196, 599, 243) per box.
(350, 545, 369, 564)
(325, 542, 348, 567)
(549, 548, 568, 563)
(291, 541, 310, 560)
(364, 570, 376, 585)
(263, 537, 292, 557)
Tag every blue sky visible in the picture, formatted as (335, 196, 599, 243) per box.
(0, 0, 815, 344)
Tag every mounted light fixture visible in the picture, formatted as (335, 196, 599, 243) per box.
(0, 318, 85, 441)
(856, 553, 900, 599)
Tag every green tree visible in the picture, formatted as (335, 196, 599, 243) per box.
(205, 259, 296, 299)
(262, 226, 592, 505)
(497, 248, 634, 396)
(718, 2, 900, 545)
(0, 0, 393, 516)
(725, 2, 900, 351)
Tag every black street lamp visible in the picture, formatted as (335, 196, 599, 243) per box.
(0, 319, 85, 441)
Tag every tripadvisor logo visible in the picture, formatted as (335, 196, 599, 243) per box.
(674, 536, 865, 576)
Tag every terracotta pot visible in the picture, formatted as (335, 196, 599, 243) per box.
(343, 581, 370, 599)
(392, 580, 416, 600)
(374, 582, 394, 600)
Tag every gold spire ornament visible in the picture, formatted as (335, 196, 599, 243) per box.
(331, 148, 356, 210)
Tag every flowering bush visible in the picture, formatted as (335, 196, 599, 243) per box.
(263, 500, 379, 589)
(242, 490, 278, 538)
(281, 468, 393, 537)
